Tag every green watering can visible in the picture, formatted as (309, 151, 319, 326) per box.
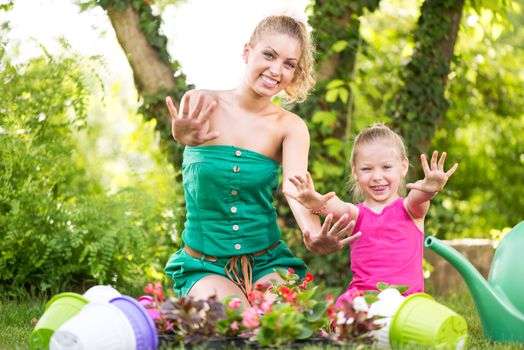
(425, 220, 524, 343)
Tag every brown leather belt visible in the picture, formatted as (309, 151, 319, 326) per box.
(183, 240, 280, 262)
(184, 241, 281, 296)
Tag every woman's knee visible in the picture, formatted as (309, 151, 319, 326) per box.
(188, 274, 248, 304)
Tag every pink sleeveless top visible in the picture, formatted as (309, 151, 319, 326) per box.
(349, 197, 424, 295)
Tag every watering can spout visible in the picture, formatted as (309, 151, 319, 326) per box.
(425, 232, 524, 343)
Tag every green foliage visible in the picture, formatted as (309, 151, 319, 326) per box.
(257, 304, 311, 346)
(427, 2, 524, 238)
(0, 47, 179, 295)
(387, 0, 464, 175)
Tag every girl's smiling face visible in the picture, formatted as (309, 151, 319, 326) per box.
(352, 140, 408, 207)
(243, 32, 301, 98)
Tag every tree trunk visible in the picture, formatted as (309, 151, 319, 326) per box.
(389, 0, 465, 178)
(105, 4, 189, 166)
(106, 5, 176, 95)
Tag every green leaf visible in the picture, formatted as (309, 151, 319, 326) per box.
(390, 284, 410, 294)
(311, 111, 337, 128)
(338, 87, 349, 103)
(274, 268, 288, 280)
(307, 302, 329, 322)
(326, 79, 345, 89)
(376, 282, 389, 291)
(297, 325, 314, 340)
(332, 40, 348, 52)
(323, 138, 344, 159)
(325, 89, 338, 103)
(364, 294, 379, 305)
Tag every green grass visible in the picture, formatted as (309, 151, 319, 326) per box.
(1, 289, 523, 349)
(0, 296, 46, 349)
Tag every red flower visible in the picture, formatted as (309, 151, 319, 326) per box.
(327, 304, 336, 318)
(305, 273, 314, 283)
(299, 281, 307, 290)
(284, 291, 298, 303)
(287, 268, 295, 275)
(280, 286, 291, 296)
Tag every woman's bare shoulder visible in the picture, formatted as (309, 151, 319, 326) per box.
(184, 88, 221, 98)
(278, 107, 308, 132)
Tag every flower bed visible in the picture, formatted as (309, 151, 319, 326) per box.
(140, 269, 383, 348)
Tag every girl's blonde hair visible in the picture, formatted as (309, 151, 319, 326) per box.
(348, 123, 409, 201)
(249, 15, 316, 103)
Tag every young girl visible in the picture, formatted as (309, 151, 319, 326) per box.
(285, 123, 458, 295)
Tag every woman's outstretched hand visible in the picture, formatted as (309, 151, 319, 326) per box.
(284, 172, 335, 210)
(303, 213, 361, 254)
(166, 92, 219, 146)
(407, 151, 458, 193)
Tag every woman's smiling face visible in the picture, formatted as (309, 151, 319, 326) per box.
(243, 32, 301, 98)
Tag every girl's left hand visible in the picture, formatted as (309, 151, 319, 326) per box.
(407, 151, 458, 193)
(303, 213, 361, 254)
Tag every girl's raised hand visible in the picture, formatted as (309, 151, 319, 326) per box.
(283, 172, 335, 210)
(407, 151, 458, 193)
(166, 92, 219, 146)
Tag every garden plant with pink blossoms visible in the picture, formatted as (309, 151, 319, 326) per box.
(139, 269, 384, 347)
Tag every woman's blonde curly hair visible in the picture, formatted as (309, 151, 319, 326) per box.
(249, 15, 316, 103)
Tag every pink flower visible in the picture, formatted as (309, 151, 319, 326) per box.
(248, 290, 264, 304)
(287, 268, 295, 275)
(144, 283, 155, 294)
(138, 295, 153, 307)
(147, 308, 163, 320)
(242, 307, 260, 329)
(154, 282, 165, 302)
(230, 321, 239, 330)
(335, 287, 363, 308)
(228, 298, 242, 309)
(260, 299, 274, 313)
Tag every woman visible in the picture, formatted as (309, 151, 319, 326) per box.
(164, 15, 360, 304)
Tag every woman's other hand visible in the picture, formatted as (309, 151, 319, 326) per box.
(303, 213, 361, 254)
